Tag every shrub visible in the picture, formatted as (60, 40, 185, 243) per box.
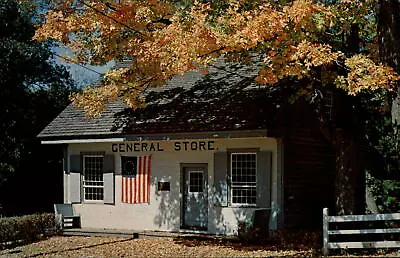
(366, 172, 400, 213)
(0, 213, 56, 249)
(237, 220, 269, 244)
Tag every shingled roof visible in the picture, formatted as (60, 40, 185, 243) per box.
(38, 60, 288, 140)
(37, 101, 127, 139)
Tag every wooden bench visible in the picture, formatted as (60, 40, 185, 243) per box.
(54, 204, 81, 229)
(322, 207, 400, 256)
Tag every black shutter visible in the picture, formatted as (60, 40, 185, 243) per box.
(103, 155, 115, 173)
(70, 154, 81, 173)
(256, 151, 272, 208)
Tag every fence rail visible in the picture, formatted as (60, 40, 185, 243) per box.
(322, 208, 400, 256)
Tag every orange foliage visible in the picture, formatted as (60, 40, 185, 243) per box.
(31, 0, 397, 117)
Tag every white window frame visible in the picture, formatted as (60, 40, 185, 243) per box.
(230, 152, 257, 206)
(82, 154, 104, 202)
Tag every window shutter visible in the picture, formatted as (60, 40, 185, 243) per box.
(70, 154, 81, 173)
(257, 151, 272, 208)
(69, 155, 82, 203)
(70, 172, 81, 203)
(62, 145, 68, 173)
(103, 155, 115, 173)
(103, 155, 115, 204)
(103, 173, 115, 204)
(214, 152, 228, 206)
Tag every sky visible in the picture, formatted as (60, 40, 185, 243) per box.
(54, 47, 114, 88)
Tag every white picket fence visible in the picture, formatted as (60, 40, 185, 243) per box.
(322, 207, 400, 256)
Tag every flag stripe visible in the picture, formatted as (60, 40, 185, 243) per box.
(141, 156, 146, 203)
(122, 177, 125, 203)
(135, 158, 139, 203)
(121, 155, 151, 204)
(121, 177, 124, 203)
(146, 156, 151, 202)
(128, 177, 132, 203)
(142, 156, 145, 202)
(139, 156, 143, 203)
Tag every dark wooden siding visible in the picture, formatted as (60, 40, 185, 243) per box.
(284, 133, 335, 229)
(272, 100, 336, 229)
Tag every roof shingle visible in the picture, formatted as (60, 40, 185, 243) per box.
(38, 59, 286, 140)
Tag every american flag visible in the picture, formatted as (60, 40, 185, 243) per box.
(121, 155, 151, 204)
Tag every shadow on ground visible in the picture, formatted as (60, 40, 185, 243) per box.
(172, 234, 308, 252)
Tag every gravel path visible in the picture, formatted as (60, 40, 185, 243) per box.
(0, 236, 315, 257)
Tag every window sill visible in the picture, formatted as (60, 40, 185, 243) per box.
(229, 204, 258, 208)
(82, 200, 104, 204)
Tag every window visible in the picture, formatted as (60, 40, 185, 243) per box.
(230, 153, 257, 205)
(83, 155, 104, 201)
(189, 171, 204, 193)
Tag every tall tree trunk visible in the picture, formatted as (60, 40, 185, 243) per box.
(329, 23, 366, 215)
(334, 129, 365, 215)
(320, 91, 366, 215)
(379, 0, 400, 180)
(378, 0, 400, 123)
(379, 0, 400, 70)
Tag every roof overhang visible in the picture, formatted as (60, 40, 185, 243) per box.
(40, 129, 269, 144)
(41, 138, 125, 144)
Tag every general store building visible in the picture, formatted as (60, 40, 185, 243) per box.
(39, 63, 335, 235)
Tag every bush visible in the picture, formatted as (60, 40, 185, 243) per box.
(366, 172, 400, 213)
(0, 213, 56, 249)
(237, 220, 269, 244)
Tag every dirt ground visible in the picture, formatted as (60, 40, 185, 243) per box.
(1, 235, 400, 257)
(0, 235, 316, 257)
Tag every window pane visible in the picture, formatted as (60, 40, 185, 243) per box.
(83, 156, 104, 201)
(84, 186, 103, 201)
(189, 171, 203, 192)
(232, 187, 256, 204)
(231, 153, 257, 205)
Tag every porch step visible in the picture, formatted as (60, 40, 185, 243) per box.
(62, 228, 140, 238)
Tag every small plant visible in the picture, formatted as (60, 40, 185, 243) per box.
(237, 220, 268, 244)
(237, 220, 252, 242)
(366, 172, 400, 213)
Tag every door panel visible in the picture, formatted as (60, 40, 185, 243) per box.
(182, 166, 208, 230)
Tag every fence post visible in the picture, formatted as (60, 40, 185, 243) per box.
(323, 208, 329, 256)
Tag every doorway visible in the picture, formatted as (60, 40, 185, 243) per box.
(181, 164, 208, 230)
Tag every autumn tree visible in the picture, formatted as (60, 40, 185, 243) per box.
(33, 0, 399, 215)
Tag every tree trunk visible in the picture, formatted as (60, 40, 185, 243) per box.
(334, 129, 365, 215)
(379, 0, 400, 178)
(329, 23, 366, 215)
(378, 0, 400, 123)
(379, 0, 400, 70)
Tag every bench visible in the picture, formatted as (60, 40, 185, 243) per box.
(54, 204, 81, 229)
